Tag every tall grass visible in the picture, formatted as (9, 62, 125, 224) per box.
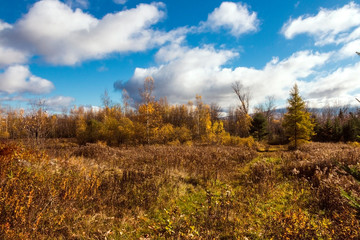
(1, 140, 360, 239)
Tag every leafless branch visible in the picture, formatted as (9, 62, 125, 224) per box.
(231, 81, 250, 115)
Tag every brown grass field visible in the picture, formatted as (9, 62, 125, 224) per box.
(1, 140, 360, 239)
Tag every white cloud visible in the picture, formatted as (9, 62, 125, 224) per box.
(0, 20, 11, 31)
(0, 0, 182, 65)
(117, 44, 330, 108)
(304, 61, 360, 100)
(44, 96, 75, 110)
(282, 2, 360, 46)
(82, 105, 101, 113)
(0, 21, 28, 67)
(305, 95, 359, 109)
(113, 0, 127, 5)
(0, 95, 75, 111)
(200, 2, 259, 37)
(337, 39, 360, 58)
(0, 95, 28, 102)
(0, 46, 28, 67)
(117, 44, 238, 103)
(333, 26, 360, 45)
(0, 65, 54, 94)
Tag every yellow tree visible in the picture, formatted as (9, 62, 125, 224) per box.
(74, 106, 88, 144)
(117, 117, 135, 145)
(194, 95, 213, 141)
(0, 107, 9, 139)
(138, 76, 163, 144)
(283, 84, 315, 149)
(209, 121, 229, 144)
(7, 109, 26, 138)
(157, 123, 175, 144)
(24, 100, 50, 141)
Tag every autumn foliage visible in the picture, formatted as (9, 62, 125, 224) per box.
(1, 80, 360, 238)
(1, 140, 360, 239)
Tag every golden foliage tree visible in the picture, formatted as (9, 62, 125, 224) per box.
(283, 84, 315, 149)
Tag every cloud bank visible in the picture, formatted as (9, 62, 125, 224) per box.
(116, 44, 331, 108)
(117, 1, 360, 110)
(278, 1, 360, 107)
(0, 0, 359, 111)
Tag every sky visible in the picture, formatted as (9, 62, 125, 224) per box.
(0, 0, 360, 112)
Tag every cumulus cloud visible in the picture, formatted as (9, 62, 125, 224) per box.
(0, 65, 54, 94)
(281, 2, 360, 46)
(200, 2, 259, 37)
(0, 0, 184, 65)
(116, 44, 330, 108)
(116, 44, 238, 104)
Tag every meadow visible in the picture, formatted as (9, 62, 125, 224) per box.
(1, 139, 360, 239)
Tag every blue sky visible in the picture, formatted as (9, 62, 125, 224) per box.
(0, 0, 359, 112)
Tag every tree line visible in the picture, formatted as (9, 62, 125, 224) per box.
(0, 77, 358, 148)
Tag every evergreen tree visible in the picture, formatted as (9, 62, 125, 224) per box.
(314, 118, 333, 142)
(250, 112, 268, 141)
(332, 117, 343, 141)
(282, 84, 315, 149)
(343, 113, 360, 142)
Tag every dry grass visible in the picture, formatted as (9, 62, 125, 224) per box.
(1, 140, 360, 239)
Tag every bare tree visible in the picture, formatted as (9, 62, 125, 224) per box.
(231, 81, 252, 137)
(255, 96, 276, 117)
(139, 76, 155, 144)
(122, 89, 131, 117)
(25, 99, 50, 144)
(264, 96, 276, 121)
(232, 81, 251, 115)
(210, 102, 222, 122)
(140, 76, 155, 104)
(101, 89, 112, 108)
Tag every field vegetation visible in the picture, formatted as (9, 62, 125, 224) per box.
(1, 140, 360, 239)
(1, 80, 360, 239)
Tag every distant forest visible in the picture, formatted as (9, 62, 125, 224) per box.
(0, 76, 359, 146)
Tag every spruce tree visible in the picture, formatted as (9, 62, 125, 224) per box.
(282, 84, 315, 149)
(250, 112, 268, 141)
